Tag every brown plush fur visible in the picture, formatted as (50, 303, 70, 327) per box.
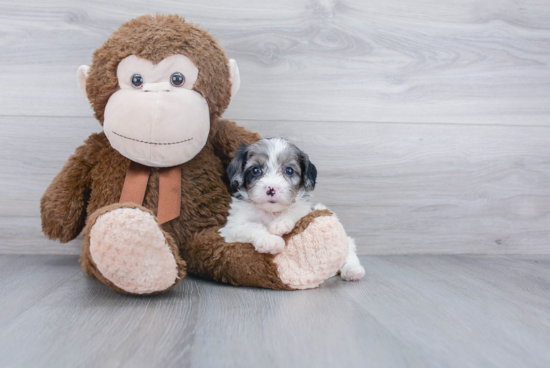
(282, 209, 333, 242)
(40, 14, 326, 292)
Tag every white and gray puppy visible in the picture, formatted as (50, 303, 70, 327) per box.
(219, 138, 365, 281)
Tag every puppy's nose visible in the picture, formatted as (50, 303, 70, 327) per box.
(266, 187, 276, 197)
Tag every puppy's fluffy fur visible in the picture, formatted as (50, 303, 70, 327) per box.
(219, 138, 365, 281)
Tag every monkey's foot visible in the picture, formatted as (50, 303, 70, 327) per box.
(274, 211, 348, 289)
(82, 203, 185, 295)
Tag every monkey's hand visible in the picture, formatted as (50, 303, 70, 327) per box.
(41, 135, 100, 243)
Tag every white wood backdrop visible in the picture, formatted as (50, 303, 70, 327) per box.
(1, 0, 549, 255)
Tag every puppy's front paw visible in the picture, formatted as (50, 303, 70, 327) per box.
(268, 218, 295, 236)
(253, 233, 286, 254)
(340, 264, 366, 281)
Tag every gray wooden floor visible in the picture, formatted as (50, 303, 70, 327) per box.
(1, 254, 549, 368)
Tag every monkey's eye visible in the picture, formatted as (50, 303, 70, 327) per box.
(131, 74, 144, 88)
(170, 72, 185, 87)
(285, 168, 294, 176)
(252, 167, 262, 176)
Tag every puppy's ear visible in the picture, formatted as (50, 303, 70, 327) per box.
(299, 150, 317, 191)
(227, 143, 249, 193)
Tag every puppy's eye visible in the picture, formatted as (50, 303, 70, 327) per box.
(170, 72, 185, 87)
(285, 168, 294, 176)
(252, 167, 262, 176)
(131, 74, 144, 88)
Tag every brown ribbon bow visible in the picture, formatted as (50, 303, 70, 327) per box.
(119, 161, 182, 225)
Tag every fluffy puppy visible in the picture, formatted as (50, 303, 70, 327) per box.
(219, 138, 365, 281)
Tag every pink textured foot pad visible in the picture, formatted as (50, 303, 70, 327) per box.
(89, 208, 179, 294)
(274, 215, 348, 289)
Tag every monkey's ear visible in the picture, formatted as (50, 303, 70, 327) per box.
(228, 59, 240, 98)
(76, 65, 90, 101)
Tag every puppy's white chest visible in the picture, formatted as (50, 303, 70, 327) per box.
(255, 209, 282, 227)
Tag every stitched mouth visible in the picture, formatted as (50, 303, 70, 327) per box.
(113, 131, 193, 145)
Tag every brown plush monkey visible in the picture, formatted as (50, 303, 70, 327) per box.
(41, 14, 348, 294)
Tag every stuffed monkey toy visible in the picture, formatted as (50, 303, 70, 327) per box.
(41, 14, 349, 294)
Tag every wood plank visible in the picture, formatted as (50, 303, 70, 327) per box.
(0, 255, 427, 368)
(0, 255, 81, 326)
(185, 274, 428, 368)
(252, 120, 550, 255)
(0, 0, 549, 125)
(1, 254, 550, 367)
(345, 255, 550, 368)
(0, 115, 97, 254)
(0, 255, 200, 368)
(2, 116, 550, 255)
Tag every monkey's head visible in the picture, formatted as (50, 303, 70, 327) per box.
(77, 14, 240, 167)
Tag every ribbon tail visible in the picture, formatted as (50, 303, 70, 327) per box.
(157, 165, 182, 225)
(120, 161, 150, 205)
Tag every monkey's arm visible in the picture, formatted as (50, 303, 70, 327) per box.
(210, 119, 261, 169)
(41, 134, 102, 243)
